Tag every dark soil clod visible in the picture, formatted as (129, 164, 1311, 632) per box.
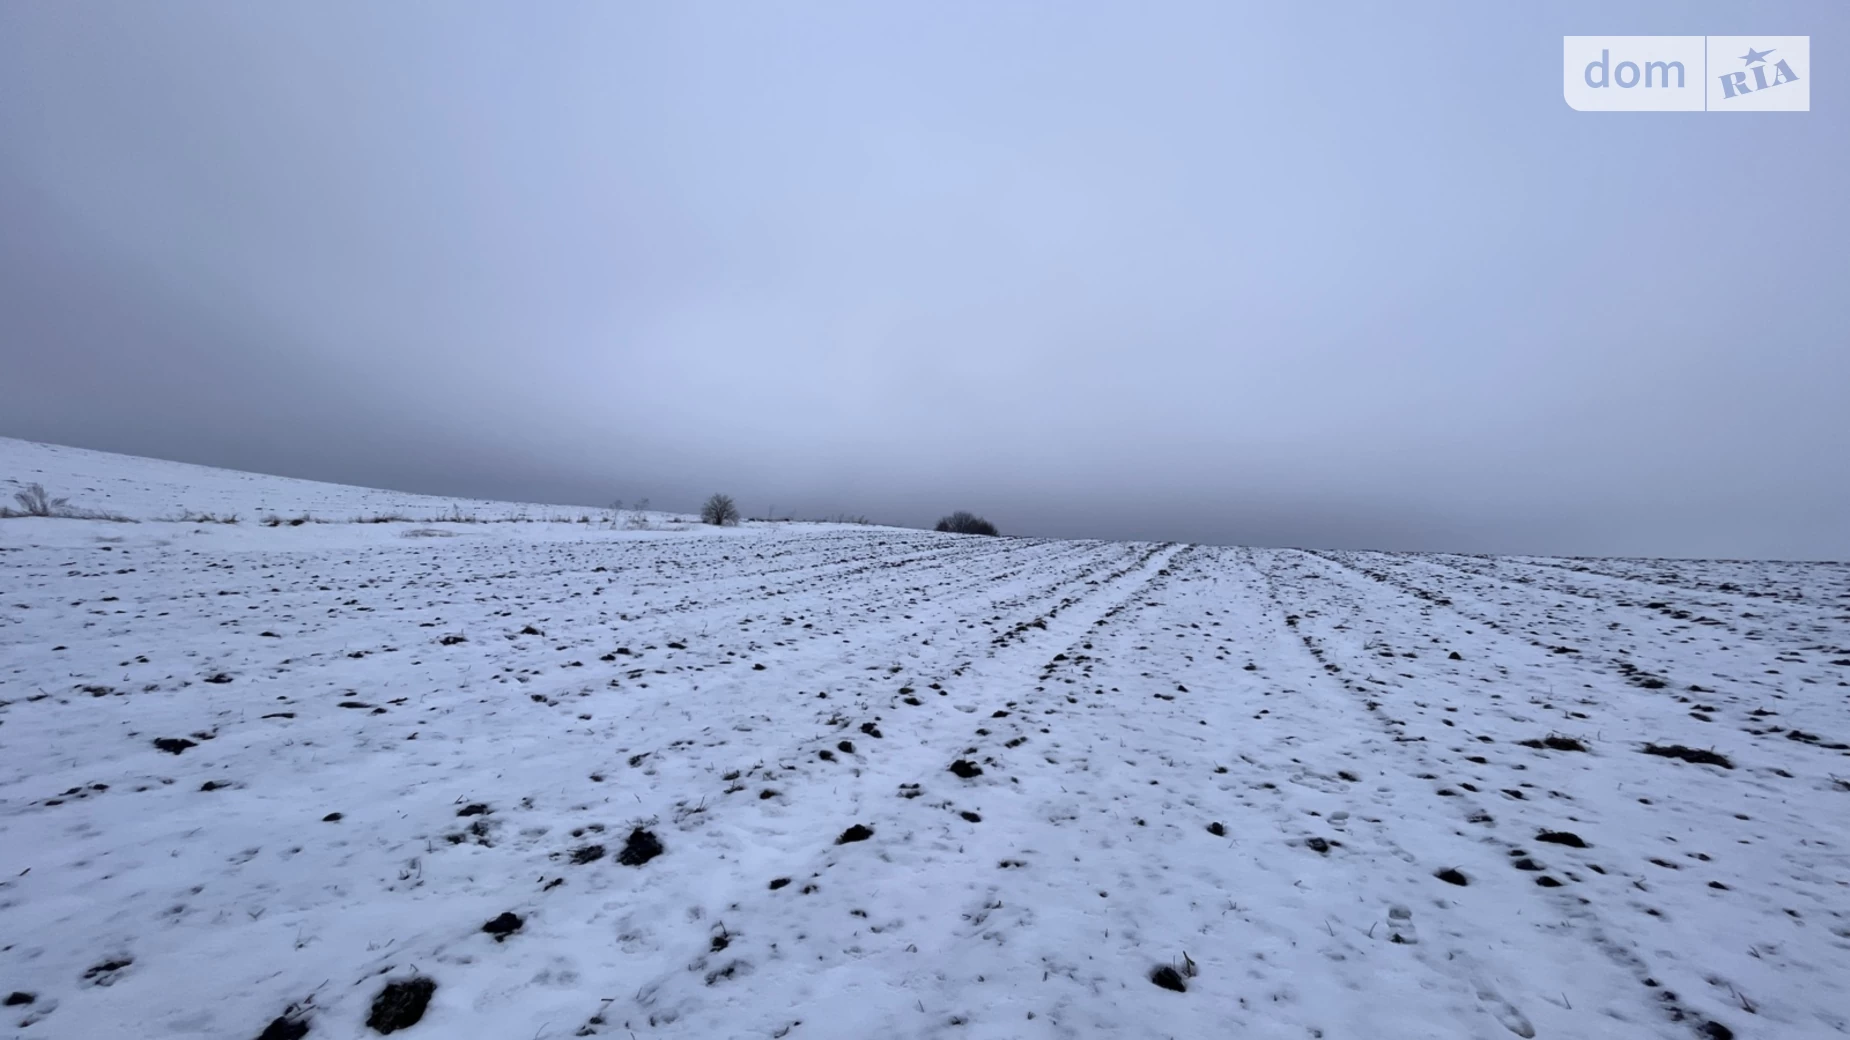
(1518, 735, 1588, 752)
(153, 737, 196, 754)
(618, 828, 664, 866)
(323, 812, 343, 822)
(1784, 729, 1849, 749)
(1641, 744, 1733, 769)
(1150, 965, 1188, 992)
(569, 844, 606, 865)
(255, 1013, 310, 1040)
(1435, 868, 1469, 886)
(1536, 829, 1589, 848)
(456, 803, 490, 816)
(482, 912, 523, 941)
(949, 759, 983, 779)
(83, 957, 132, 983)
(835, 824, 874, 844)
(1207, 822, 1226, 836)
(769, 877, 791, 890)
(4, 992, 35, 1006)
(366, 976, 436, 1035)
(1305, 837, 1330, 854)
(961, 811, 982, 822)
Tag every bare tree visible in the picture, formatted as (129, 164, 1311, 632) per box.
(935, 510, 998, 536)
(700, 493, 740, 526)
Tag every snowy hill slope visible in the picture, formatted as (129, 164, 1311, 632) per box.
(0, 437, 621, 523)
(2, 446, 1849, 1040)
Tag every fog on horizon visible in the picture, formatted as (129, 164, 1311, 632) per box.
(2, 2, 1846, 560)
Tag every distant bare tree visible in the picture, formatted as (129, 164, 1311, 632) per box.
(935, 510, 998, 536)
(700, 493, 740, 526)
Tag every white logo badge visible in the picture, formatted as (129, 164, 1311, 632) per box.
(1565, 36, 1808, 112)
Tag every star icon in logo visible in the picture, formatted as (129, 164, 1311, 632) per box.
(1740, 46, 1775, 66)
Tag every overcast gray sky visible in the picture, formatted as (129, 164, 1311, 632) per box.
(2, 2, 1845, 559)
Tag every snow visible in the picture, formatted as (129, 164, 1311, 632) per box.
(3, 439, 1849, 1040)
(0, 437, 640, 524)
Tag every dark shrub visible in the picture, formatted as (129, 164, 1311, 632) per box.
(13, 483, 65, 516)
(934, 510, 998, 536)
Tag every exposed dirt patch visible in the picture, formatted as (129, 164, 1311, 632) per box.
(617, 828, 664, 866)
(366, 976, 436, 1034)
(255, 1010, 310, 1040)
(1518, 735, 1589, 752)
(1641, 744, 1733, 769)
(82, 956, 133, 986)
(482, 912, 523, 941)
(1536, 829, 1589, 848)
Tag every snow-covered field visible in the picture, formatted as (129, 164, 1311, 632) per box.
(2, 441, 1848, 1040)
